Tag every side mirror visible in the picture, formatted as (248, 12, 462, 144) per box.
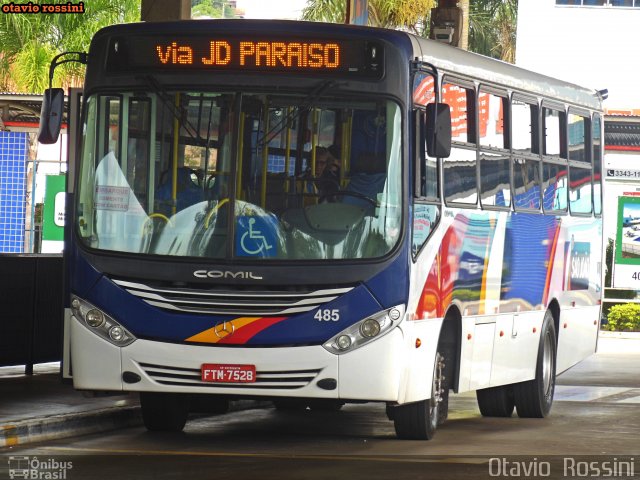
(38, 88, 65, 144)
(425, 103, 451, 158)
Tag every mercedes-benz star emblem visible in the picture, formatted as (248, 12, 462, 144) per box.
(214, 320, 235, 338)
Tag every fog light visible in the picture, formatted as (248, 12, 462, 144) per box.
(109, 326, 125, 342)
(86, 309, 105, 328)
(336, 335, 352, 350)
(360, 318, 381, 338)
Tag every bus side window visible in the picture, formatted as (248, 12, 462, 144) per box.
(592, 114, 602, 216)
(442, 81, 477, 206)
(412, 72, 439, 200)
(479, 89, 510, 209)
(541, 106, 566, 213)
(568, 112, 592, 215)
(411, 71, 440, 257)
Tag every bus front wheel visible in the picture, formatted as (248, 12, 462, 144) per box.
(140, 392, 189, 432)
(392, 350, 449, 440)
(513, 310, 557, 418)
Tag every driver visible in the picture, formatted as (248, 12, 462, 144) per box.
(314, 145, 341, 198)
(299, 145, 341, 200)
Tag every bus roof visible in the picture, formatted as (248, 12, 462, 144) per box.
(410, 34, 603, 112)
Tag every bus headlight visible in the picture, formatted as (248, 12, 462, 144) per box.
(71, 295, 136, 347)
(86, 309, 105, 328)
(323, 305, 404, 355)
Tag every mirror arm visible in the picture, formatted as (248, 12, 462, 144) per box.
(48, 51, 88, 89)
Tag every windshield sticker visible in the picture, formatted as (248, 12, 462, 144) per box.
(236, 216, 277, 257)
(94, 185, 130, 211)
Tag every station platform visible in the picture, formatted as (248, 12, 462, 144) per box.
(1, 332, 638, 448)
(0, 363, 140, 448)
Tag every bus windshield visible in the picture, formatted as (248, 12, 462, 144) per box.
(76, 88, 402, 261)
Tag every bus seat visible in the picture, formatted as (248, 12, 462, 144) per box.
(155, 167, 204, 215)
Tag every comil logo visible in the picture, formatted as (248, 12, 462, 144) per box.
(193, 270, 263, 280)
(8, 456, 73, 479)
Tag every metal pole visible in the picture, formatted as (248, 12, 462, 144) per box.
(29, 159, 37, 253)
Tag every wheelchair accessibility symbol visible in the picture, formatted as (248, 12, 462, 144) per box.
(236, 216, 277, 257)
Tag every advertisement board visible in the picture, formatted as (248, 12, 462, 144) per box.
(614, 195, 640, 288)
(41, 174, 66, 252)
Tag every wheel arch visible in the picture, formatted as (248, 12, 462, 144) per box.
(546, 298, 560, 345)
(440, 305, 462, 393)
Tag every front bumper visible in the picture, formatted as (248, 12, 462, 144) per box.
(70, 314, 406, 402)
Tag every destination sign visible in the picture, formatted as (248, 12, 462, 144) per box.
(105, 36, 384, 78)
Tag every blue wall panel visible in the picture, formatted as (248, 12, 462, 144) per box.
(0, 132, 28, 252)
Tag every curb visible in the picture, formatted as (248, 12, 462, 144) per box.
(1, 405, 141, 448)
(0, 400, 271, 448)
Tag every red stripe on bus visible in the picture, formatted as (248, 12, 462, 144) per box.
(217, 316, 288, 344)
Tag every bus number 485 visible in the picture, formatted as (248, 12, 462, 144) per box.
(315, 309, 340, 321)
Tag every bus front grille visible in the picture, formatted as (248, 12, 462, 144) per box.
(112, 278, 353, 316)
(138, 362, 321, 389)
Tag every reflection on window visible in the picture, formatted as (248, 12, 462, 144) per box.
(480, 153, 511, 208)
(512, 99, 537, 154)
(442, 83, 475, 144)
(479, 91, 507, 149)
(543, 162, 568, 212)
(413, 72, 438, 201)
(444, 147, 478, 205)
(76, 92, 403, 261)
(570, 166, 593, 214)
(543, 108, 563, 157)
(593, 114, 602, 215)
(412, 204, 439, 256)
(513, 158, 541, 210)
(568, 114, 589, 164)
(413, 73, 435, 107)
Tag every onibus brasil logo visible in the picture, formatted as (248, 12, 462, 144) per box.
(8, 457, 72, 479)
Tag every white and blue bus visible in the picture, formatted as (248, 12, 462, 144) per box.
(41, 19, 604, 439)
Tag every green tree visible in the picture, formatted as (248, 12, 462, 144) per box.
(469, 0, 517, 62)
(192, 0, 236, 19)
(303, 0, 436, 34)
(302, 0, 518, 62)
(0, 0, 140, 92)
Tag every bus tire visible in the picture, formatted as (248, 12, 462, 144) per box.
(140, 392, 189, 432)
(514, 311, 557, 418)
(392, 349, 448, 440)
(476, 385, 515, 417)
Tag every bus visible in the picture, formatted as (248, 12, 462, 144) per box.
(40, 19, 604, 440)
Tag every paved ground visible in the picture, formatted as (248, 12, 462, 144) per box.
(1, 332, 638, 448)
(0, 332, 638, 479)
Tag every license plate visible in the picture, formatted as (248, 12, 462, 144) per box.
(201, 364, 256, 383)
